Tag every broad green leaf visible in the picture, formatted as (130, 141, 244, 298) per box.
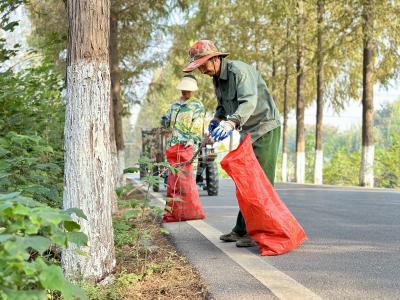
(13, 195, 44, 207)
(0, 192, 20, 201)
(39, 265, 65, 290)
(65, 208, 87, 220)
(16, 236, 51, 254)
(66, 232, 88, 246)
(62, 281, 88, 300)
(13, 203, 30, 215)
(49, 229, 67, 247)
(4, 289, 47, 300)
(63, 220, 80, 231)
(0, 202, 13, 211)
(0, 234, 13, 242)
(33, 209, 70, 224)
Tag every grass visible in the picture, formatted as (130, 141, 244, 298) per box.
(82, 195, 207, 300)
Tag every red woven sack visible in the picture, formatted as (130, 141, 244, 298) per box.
(220, 134, 307, 255)
(163, 144, 206, 222)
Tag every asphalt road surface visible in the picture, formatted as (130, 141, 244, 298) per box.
(196, 179, 400, 299)
(163, 179, 400, 300)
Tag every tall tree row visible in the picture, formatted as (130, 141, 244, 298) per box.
(141, 0, 399, 187)
(63, 0, 115, 280)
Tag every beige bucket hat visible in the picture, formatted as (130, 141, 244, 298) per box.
(176, 74, 198, 91)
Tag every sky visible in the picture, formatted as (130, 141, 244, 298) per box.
(290, 83, 400, 131)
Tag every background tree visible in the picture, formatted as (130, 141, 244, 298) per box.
(27, 0, 170, 186)
(359, 0, 374, 187)
(295, 0, 306, 183)
(62, 0, 116, 281)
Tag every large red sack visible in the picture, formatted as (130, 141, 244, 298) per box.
(220, 134, 307, 256)
(163, 143, 206, 222)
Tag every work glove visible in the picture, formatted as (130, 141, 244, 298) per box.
(207, 119, 220, 134)
(211, 120, 235, 142)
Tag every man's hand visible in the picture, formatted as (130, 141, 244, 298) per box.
(207, 119, 220, 133)
(211, 120, 235, 142)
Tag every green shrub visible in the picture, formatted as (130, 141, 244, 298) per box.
(323, 147, 360, 186)
(0, 132, 63, 208)
(0, 192, 87, 300)
(375, 133, 400, 188)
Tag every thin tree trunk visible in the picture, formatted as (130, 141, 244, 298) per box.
(314, 0, 324, 185)
(360, 0, 374, 187)
(271, 45, 277, 98)
(110, 8, 125, 187)
(282, 19, 290, 183)
(296, 0, 305, 184)
(63, 0, 115, 281)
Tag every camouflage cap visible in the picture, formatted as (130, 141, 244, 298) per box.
(183, 40, 229, 72)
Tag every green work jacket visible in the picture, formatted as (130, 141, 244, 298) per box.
(213, 59, 281, 142)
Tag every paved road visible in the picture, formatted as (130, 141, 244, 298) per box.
(129, 173, 400, 299)
(195, 180, 400, 299)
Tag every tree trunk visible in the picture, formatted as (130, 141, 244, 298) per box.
(296, 0, 305, 184)
(314, 0, 324, 185)
(271, 44, 277, 98)
(282, 19, 290, 183)
(63, 0, 116, 281)
(110, 8, 125, 187)
(360, 0, 374, 187)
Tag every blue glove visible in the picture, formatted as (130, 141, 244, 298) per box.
(211, 120, 235, 141)
(208, 119, 220, 133)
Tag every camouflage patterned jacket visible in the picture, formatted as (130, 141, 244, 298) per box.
(161, 97, 205, 147)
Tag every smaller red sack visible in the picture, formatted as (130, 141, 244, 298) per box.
(163, 144, 206, 222)
(221, 134, 307, 256)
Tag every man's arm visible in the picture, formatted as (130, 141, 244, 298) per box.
(228, 69, 258, 127)
(214, 105, 227, 121)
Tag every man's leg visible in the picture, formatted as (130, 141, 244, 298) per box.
(230, 126, 281, 240)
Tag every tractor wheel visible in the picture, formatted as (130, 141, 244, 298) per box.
(205, 160, 219, 196)
(152, 165, 160, 192)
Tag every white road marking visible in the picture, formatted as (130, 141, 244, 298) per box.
(275, 188, 400, 194)
(187, 219, 322, 300)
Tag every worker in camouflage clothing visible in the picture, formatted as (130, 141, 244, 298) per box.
(160, 74, 205, 148)
(183, 40, 281, 247)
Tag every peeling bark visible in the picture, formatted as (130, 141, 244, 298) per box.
(63, 0, 115, 281)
